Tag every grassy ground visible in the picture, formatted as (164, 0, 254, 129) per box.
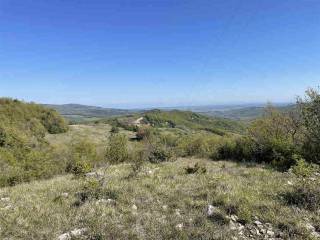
(0, 158, 318, 240)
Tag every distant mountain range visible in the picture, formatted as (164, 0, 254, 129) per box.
(44, 103, 295, 122)
(43, 104, 139, 122)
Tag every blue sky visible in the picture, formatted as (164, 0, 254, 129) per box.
(0, 0, 319, 108)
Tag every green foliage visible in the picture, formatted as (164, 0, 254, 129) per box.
(128, 146, 146, 177)
(0, 98, 69, 186)
(143, 109, 244, 134)
(217, 107, 299, 170)
(291, 156, 314, 178)
(298, 88, 320, 164)
(177, 134, 224, 158)
(105, 133, 129, 164)
(135, 126, 154, 140)
(147, 145, 174, 163)
(65, 139, 98, 176)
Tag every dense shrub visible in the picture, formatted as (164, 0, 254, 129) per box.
(105, 133, 129, 164)
(217, 107, 299, 170)
(65, 139, 98, 176)
(135, 126, 154, 141)
(298, 88, 320, 164)
(148, 145, 174, 163)
(280, 156, 319, 211)
(177, 134, 224, 158)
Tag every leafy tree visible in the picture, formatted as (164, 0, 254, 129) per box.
(297, 87, 320, 164)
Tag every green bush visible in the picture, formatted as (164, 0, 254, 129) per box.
(105, 133, 129, 164)
(65, 139, 98, 176)
(217, 107, 300, 170)
(290, 156, 314, 178)
(177, 134, 223, 158)
(298, 88, 320, 164)
(148, 145, 174, 163)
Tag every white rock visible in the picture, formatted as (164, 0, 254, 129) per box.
(254, 220, 262, 226)
(58, 228, 87, 240)
(176, 223, 183, 230)
(207, 205, 216, 217)
(230, 215, 238, 222)
(85, 172, 103, 178)
(287, 181, 293, 185)
(311, 231, 320, 238)
(267, 230, 275, 236)
(57, 232, 70, 240)
(61, 193, 69, 198)
(70, 228, 87, 236)
(132, 204, 138, 211)
(175, 209, 181, 216)
(305, 223, 315, 232)
(162, 205, 168, 210)
(0, 197, 10, 202)
(96, 198, 115, 205)
(238, 225, 245, 231)
(229, 221, 237, 230)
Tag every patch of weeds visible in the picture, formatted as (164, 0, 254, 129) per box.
(283, 158, 320, 211)
(72, 178, 118, 207)
(185, 162, 207, 174)
(282, 179, 320, 211)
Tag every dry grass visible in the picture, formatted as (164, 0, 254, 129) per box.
(1, 158, 318, 239)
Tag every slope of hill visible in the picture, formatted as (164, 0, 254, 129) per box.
(0, 98, 69, 186)
(43, 104, 138, 122)
(201, 104, 296, 121)
(110, 109, 245, 135)
(1, 158, 317, 240)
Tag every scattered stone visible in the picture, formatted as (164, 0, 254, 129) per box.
(305, 223, 320, 238)
(1, 205, 13, 211)
(287, 181, 293, 185)
(175, 209, 181, 217)
(254, 220, 262, 226)
(267, 230, 275, 237)
(176, 223, 183, 231)
(162, 205, 168, 211)
(229, 221, 238, 231)
(0, 197, 10, 202)
(306, 223, 315, 231)
(311, 231, 320, 238)
(96, 198, 115, 205)
(207, 205, 216, 217)
(132, 204, 138, 211)
(61, 193, 69, 198)
(85, 172, 103, 178)
(230, 215, 239, 222)
(58, 228, 87, 240)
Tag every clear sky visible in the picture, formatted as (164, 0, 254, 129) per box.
(0, 0, 319, 108)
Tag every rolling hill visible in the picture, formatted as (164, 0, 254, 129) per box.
(43, 104, 139, 122)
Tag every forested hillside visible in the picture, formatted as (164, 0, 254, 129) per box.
(0, 99, 68, 186)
